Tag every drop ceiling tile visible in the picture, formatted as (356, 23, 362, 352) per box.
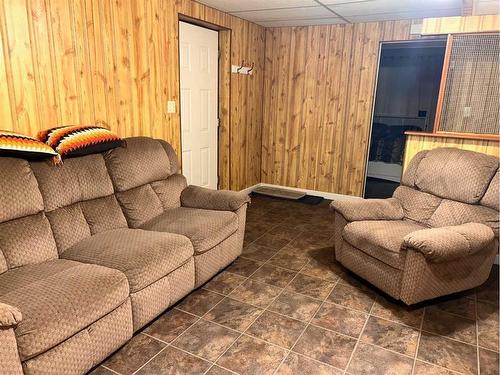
(198, 0, 468, 26)
(324, 0, 462, 17)
(257, 17, 346, 27)
(345, 7, 462, 23)
(231, 6, 333, 22)
(474, 0, 500, 15)
(323, 0, 374, 4)
(196, 0, 317, 13)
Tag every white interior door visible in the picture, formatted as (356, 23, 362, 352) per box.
(179, 21, 219, 189)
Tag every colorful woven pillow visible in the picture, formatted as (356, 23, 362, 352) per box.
(0, 130, 58, 160)
(38, 125, 123, 158)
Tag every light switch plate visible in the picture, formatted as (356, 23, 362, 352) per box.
(464, 106, 472, 118)
(167, 101, 176, 113)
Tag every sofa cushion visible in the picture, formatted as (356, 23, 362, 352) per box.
(343, 220, 425, 269)
(31, 154, 129, 255)
(141, 207, 238, 254)
(115, 185, 164, 228)
(104, 138, 186, 228)
(104, 137, 173, 192)
(0, 213, 58, 269)
(61, 229, 194, 292)
(0, 259, 129, 361)
(31, 154, 114, 212)
(0, 158, 44, 224)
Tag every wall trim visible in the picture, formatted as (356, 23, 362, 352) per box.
(240, 182, 360, 201)
(239, 183, 261, 196)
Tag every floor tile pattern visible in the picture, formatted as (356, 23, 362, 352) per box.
(90, 194, 499, 375)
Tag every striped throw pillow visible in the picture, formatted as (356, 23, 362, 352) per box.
(0, 130, 58, 160)
(38, 125, 123, 159)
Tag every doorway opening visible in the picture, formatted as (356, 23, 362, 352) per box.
(179, 21, 219, 189)
(364, 39, 447, 198)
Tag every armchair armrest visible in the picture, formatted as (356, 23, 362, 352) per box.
(403, 223, 495, 263)
(330, 198, 404, 222)
(181, 185, 250, 211)
(0, 303, 23, 374)
(0, 302, 22, 328)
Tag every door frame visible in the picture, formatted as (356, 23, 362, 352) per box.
(178, 15, 231, 190)
(362, 38, 447, 198)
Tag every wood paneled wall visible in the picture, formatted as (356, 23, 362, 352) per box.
(404, 134, 499, 169)
(0, 0, 265, 191)
(422, 14, 500, 34)
(261, 21, 412, 196)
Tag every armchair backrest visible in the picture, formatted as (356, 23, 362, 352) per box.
(394, 148, 499, 236)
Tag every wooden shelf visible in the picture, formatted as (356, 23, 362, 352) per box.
(405, 131, 500, 142)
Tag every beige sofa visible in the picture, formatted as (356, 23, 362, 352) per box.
(0, 137, 249, 374)
(332, 148, 499, 305)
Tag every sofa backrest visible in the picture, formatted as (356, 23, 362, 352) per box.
(0, 158, 58, 273)
(104, 137, 187, 228)
(31, 154, 129, 254)
(0, 137, 185, 266)
(396, 148, 499, 236)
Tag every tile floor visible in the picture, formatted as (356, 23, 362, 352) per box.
(90, 194, 499, 375)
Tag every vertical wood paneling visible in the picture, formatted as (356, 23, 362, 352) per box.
(71, 0, 94, 124)
(0, 0, 13, 130)
(285, 27, 306, 188)
(3, 0, 40, 133)
(28, 0, 59, 128)
(85, 0, 108, 126)
(218, 30, 230, 190)
(422, 15, 500, 35)
(0, 0, 265, 191)
(49, 0, 80, 123)
(404, 134, 499, 169)
(131, 0, 151, 139)
(111, 0, 135, 137)
(262, 20, 412, 196)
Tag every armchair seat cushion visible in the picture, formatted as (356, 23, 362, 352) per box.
(0, 259, 129, 361)
(343, 220, 425, 269)
(61, 228, 193, 292)
(141, 207, 238, 254)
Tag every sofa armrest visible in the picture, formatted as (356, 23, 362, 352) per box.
(330, 198, 404, 222)
(0, 302, 23, 373)
(0, 327, 23, 374)
(0, 302, 22, 328)
(403, 223, 495, 263)
(181, 185, 250, 211)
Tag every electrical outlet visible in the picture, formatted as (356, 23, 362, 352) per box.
(167, 101, 176, 114)
(464, 106, 472, 118)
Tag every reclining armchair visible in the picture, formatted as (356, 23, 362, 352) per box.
(332, 148, 499, 305)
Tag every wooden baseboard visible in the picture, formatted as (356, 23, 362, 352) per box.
(241, 183, 359, 201)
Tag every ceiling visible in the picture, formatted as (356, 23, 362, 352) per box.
(473, 0, 500, 15)
(196, 0, 497, 27)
